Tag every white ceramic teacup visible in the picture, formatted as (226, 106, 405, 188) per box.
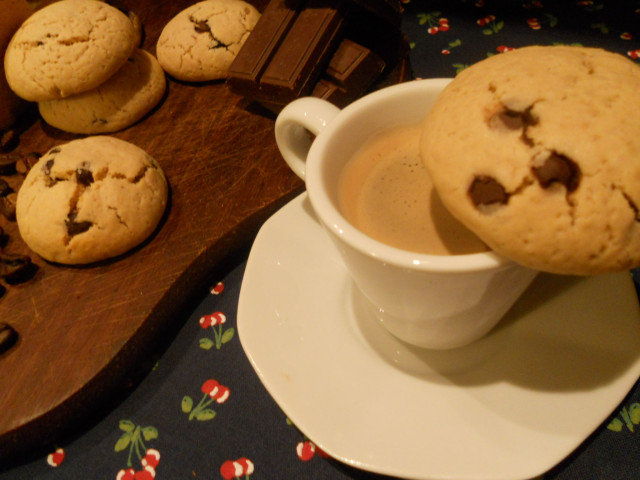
(275, 79, 538, 349)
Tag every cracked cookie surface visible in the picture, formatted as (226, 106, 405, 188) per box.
(420, 46, 640, 275)
(38, 49, 166, 134)
(156, 0, 260, 82)
(16, 136, 168, 264)
(4, 0, 136, 102)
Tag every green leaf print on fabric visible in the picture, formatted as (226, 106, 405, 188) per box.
(417, 11, 441, 26)
(591, 23, 610, 34)
(417, 11, 450, 35)
(114, 420, 160, 472)
(607, 403, 640, 432)
(477, 15, 503, 35)
(441, 39, 462, 55)
(452, 63, 470, 73)
(199, 337, 215, 350)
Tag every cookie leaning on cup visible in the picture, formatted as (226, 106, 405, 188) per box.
(16, 136, 168, 265)
(420, 46, 640, 275)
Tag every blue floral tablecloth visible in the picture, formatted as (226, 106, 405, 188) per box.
(2, 1, 640, 479)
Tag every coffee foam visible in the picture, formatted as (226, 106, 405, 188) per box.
(338, 123, 488, 255)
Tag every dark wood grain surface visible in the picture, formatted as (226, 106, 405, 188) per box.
(0, 0, 304, 460)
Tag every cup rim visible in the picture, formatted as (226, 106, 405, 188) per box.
(305, 78, 517, 273)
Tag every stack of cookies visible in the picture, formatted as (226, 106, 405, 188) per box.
(3, 0, 170, 264)
(4, 0, 166, 134)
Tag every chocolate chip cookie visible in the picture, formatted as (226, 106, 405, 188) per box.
(38, 49, 166, 134)
(16, 136, 168, 264)
(4, 0, 137, 101)
(421, 46, 640, 275)
(156, 0, 260, 82)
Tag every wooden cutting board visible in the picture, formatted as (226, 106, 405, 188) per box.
(0, 0, 304, 461)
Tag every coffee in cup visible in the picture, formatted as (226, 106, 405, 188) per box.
(337, 122, 489, 255)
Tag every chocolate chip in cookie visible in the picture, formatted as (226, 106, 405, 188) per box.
(468, 175, 509, 207)
(532, 152, 581, 192)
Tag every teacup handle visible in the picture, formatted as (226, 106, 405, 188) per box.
(275, 97, 341, 180)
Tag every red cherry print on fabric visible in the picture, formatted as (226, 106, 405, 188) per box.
(220, 457, 254, 479)
(199, 311, 226, 328)
(418, 12, 450, 36)
(134, 466, 155, 480)
(198, 310, 234, 350)
(296, 441, 316, 461)
(477, 14, 495, 26)
(296, 440, 329, 461)
(182, 379, 231, 421)
(477, 14, 504, 34)
(116, 468, 136, 480)
(210, 281, 225, 295)
(116, 450, 159, 480)
(202, 379, 220, 396)
(438, 18, 450, 31)
(527, 17, 541, 29)
(115, 448, 160, 480)
(46, 448, 65, 467)
(201, 379, 231, 403)
(220, 460, 239, 480)
(287, 417, 331, 463)
(236, 457, 254, 475)
(141, 449, 160, 468)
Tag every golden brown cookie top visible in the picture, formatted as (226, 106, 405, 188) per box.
(421, 45, 640, 275)
(156, 0, 260, 82)
(38, 49, 166, 134)
(4, 0, 136, 101)
(16, 136, 168, 264)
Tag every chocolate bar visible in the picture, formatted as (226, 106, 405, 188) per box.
(258, 0, 347, 103)
(228, 0, 348, 104)
(226, 0, 304, 98)
(308, 39, 385, 108)
(324, 38, 384, 92)
(311, 79, 351, 107)
(227, 0, 408, 109)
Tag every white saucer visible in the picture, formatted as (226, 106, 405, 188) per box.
(238, 193, 640, 480)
